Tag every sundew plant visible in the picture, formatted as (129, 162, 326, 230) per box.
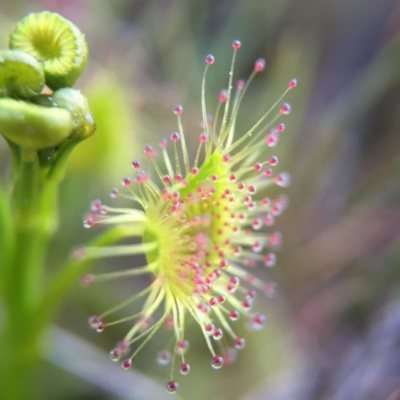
(0, 8, 298, 400)
(81, 40, 296, 393)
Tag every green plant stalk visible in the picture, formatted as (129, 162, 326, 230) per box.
(0, 134, 99, 399)
(10, 156, 43, 305)
(1, 153, 65, 400)
(1, 156, 41, 400)
(4, 138, 21, 178)
(0, 179, 15, 301)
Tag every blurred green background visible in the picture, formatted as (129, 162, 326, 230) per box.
(1, 0, 400, 399)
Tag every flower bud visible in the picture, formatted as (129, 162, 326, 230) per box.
(9, 11, 88, 90)
(0, 98, 72, 150)
(35, 88, 96, 139)
(0, 50, 44, 99)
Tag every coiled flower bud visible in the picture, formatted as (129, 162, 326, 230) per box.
(9, 11, 88, 90)
(0, 12, 94, 156)
(0, 50, 44, 98)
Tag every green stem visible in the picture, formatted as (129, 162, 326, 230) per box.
(1, 153, 62, 400)
(10, 157, 43, 306)
(1, 156, 44, 400)
(0, 180, 14, 301)
(0, 320, 37, 400)
(1, 112, 93, 400)
(4, 137, 22, 178)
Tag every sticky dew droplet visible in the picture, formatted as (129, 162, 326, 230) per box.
(157, 350, 171, 366)
(279, 102, 291, 115)
(232, 40, 241, 50)
(121, 358, 132, 370)
(205, 54, 214, 65)
(88, 315, 101, 329)
(275, 172, 291, 188)
(211, 356, 224, 369)
(173, 104, 183, 115)
(229, 310, 240, 321)
(170, 132, 180, 142)
(288, 78, 297, 89)
(166, 380, 178, 394)
(109, 188, 119, 198)
(180, 363, 190, 375)
(81, 274, 93, 286)
(218, 89, 228, 102)
(254, 58, 266, 72)
(234, 337, 246, 350)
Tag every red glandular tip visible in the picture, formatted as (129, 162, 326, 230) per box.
(275, 172, 291, 188)
(213, 327, 223, 341)
(180, 363, 190, 375)
(279, 102, 291, 115)
(170, 132, 180, 142)
(237, 79, 245, 89)
(218, 89, 228, 102)
(268, 156, 278, 166)
(173, 104, 183, 115)
(223, 348, 237, 365)
(88, 315, 102, 330)
(144, 145, 154, 155)
(157, 350, 171, 366)
(83, 213, 96, 228)
(234, 337, 246, 350)
(81, 274, 93, 286)
(288, 78, 297, 89)
(176, 339, 189, 354)
(90, 199, 102, 212)
(205, 54, 215, 65)
(211, 356, 224, 369)
(249, 313, 267, 330)
(276, 123, 285, 132)
(109, 348, 121, 362)
(232, 40, 241, 50)
(122, 177, 131, 187)
(166, 381, 178, 394)
(222, 153, 230, 162)
(229, 310, 240, 321)
(254, 58, 266, 72)
(264, 253, 276, 267)
(199, 133, 208, 143)
(109, 188, 119, 198)
(109, 342, 129, 362)
(132, 160, 140, 169)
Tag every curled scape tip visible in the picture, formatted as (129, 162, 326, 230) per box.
(0, 11, 95, 155)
